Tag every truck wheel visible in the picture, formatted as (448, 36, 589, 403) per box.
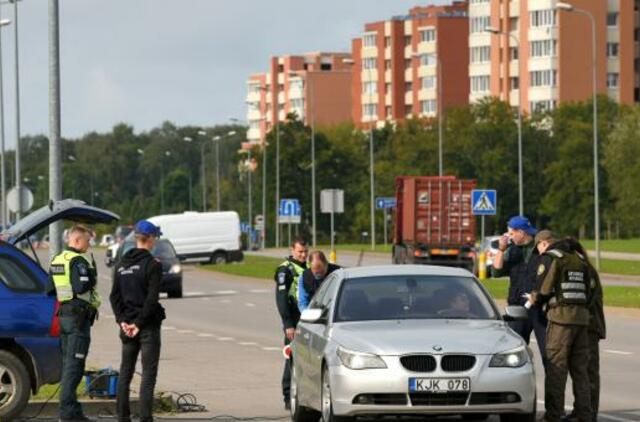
(0, 350, 31, 420)
(211, 252, 227, 265)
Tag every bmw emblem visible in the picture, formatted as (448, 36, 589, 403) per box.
(433, 345, 443, 352)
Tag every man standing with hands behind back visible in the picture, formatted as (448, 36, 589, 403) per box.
(110, 220, 166, 422)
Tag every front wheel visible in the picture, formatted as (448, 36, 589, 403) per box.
(0, 350, 31, 420)
(321, 366, 353, 422)
(211, 252, 227, 265)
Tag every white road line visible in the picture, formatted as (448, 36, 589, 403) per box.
(262, 347, 281, 352)
(197, 333, 215, 338)
(162, 326, 176, 331)
(218, 337, 234, 341)
(201, 297, 211, 301)
(604, 349, 633, 356)
(245, 303, 256, 307)
(177, 329, 195, 334)
(250, 289, 270, 293)
(238, 342, 258, 346)
(184, 291, 205, 297)
(216, 290, 238, 295)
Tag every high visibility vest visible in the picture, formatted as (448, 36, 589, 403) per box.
(50, 250, 101, 309)
(280, 260, 306, 301)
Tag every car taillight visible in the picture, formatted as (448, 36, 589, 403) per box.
(49, 301, 61, 337)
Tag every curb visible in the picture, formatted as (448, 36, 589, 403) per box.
(20, 398, 139, 419)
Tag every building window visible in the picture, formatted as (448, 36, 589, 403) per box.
(385, 106, 392, 117)
(247, 102, 260, 113)
(471, 75, 490, 92)
(509, 17, 519, 31)
(278, 64, 285, 72)
(422, 76, 436, 90)
(607, 73, 619, 88)
(249, 120, 261, 130)
(385, 83, 392, 93)
(470, 0, 490, 3)
(405, 81, 413, 92)
(405, 104, 413, 117)
(510, 77, 519, 90)
(385, 60, 392, 70)
(529, 10, 556, 27)
(320, 63, 332, 71)
(420, 53, 437, 66)
(510, 47, 519, 61)
(607, 43, 619, 58)
(404, 35, 412, 46)
(289, 80, 303, 91)
(470, 16, 491, 34)
(530, 40, 557, 58)
(290, 99, 304, 109)
(420, 28, 436, 43)
(421, 100, 437, 114)
(384, 37, 392, 47)
(405, 58, 412, 69)
(363, 104, 378, 117)
(529, 70, 557, 87)
(470, 46, 491, 63)
(363, 58, 377, 69)
(363, 33, 377, 47)
(529, 100, 556, 113)
(607, 12, 619, 27)
(363, 81, 377, 94)
(248, 84, 262, 94)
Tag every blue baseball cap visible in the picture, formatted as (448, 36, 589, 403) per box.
(507, 216, 537, 236)
(134, 220, 162, 237)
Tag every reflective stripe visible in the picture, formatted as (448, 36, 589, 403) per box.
(80, 276, 89, 282)
(548, 249, 564, 258)
(562, 292, 587, 300)
(562, 283, 586, 291)
(549, 297, 558, 306)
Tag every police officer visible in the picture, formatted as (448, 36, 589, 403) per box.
(492, 216, 547, 359)
(50, 224, 100, 422)
(274, 237, 308, 410)
(298, 250, 340, 312)
(531, 230, 592, 422)
(563, 237, 606, 422)
(110, 220, 166, 422)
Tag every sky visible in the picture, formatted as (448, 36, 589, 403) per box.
(0, 0, 449, 145)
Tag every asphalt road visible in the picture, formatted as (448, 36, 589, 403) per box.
(25, 248, 640, 421)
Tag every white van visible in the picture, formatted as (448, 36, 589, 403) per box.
(148, 211, 243, 264)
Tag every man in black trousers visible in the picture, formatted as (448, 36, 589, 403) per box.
(110, 220, 166, 422)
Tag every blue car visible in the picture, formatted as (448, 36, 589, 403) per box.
(0, 199, 119, 419)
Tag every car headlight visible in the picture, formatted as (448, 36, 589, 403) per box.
(169, 264, 182, 274)
(489, 346, 529, 368)
(336, 347, 387, 370)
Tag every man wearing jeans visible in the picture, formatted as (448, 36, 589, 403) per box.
(110, 220, 166, 422)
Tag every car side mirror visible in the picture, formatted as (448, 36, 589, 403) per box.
(300, 308, 325, 324)
(503, 306, 528, 321)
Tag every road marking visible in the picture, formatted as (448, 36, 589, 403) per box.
(216, 290, 238, 295)
(197, 333, 215, 338)
(250, 289, 270, 293)
(599, 413, 637, 422)
(184, 291, 205, 297)
(162, 326, 176, 331)
(262, 347, 281, 352)
(604, 349, 633, 356)
(238, 342, 258, 346)
(201, 297, 211, 301)
(245, 303, 256, 307)
(177, 329, 195, 334)
(218, 337, 234, 341)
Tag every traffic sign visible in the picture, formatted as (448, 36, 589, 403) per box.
(240, 222, 251, 233)
(278, 199, 301, 224)
(320, 189, 344, 214)
(7, 186, 34, 213)
(375, 197, 396, 210)
(471, 189, 497, 216)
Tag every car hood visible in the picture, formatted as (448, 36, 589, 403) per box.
(1, 199, 120, 244)
(330, 319, 523, 356)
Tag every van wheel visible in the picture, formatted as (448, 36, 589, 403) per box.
(0, 350, 31, 420)
(211, 252, 227, 265)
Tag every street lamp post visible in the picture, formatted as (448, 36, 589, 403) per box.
(556, 2, 600, 269)
(183, 136, 195, 210)
(211, 130, 236, 212)
(0, 17, 11, 229)
(161, 151, 170, 213)
(342, 58, 376, 250)
(11, 0, 21, 220)
(197, 130, 207, 211)
(486, 26, 524, 217)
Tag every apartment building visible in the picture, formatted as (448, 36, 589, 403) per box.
(469, 0, 637, 114)
(245, 53, 352, 143)
(351, 2, 470, 127)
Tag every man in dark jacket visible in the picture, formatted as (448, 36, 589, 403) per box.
(110, 220, 166, 422)
(492, 216, 547, 360)
(298, 250, 340, 311)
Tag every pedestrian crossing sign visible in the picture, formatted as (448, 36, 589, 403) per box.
(471, 190, 497, 216)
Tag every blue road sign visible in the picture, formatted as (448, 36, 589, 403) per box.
(471, 189, 497, 216)
(240, 222, 251, 233)
(279, 199, 301, 224)
(376, 197, 397, 210)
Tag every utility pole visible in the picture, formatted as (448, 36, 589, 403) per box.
(12, 0, 21, 220)
(48, 0, 62, 256)
(0, 11, 9, 230)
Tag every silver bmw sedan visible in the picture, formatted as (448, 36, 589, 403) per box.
(290, 265, 536, 422)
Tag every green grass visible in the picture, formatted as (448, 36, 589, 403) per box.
(580, 239, 640, 254)
(202, 255, 283, 280)
(316, 243, 393, 254)
(600, 258, 640, 276)
(481, 279, 640, 309)
(31, 382, 86, 401)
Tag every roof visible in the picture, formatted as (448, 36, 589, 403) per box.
(342, 265, 473, 279)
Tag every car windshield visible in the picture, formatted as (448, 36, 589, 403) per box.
(335, 275, 499, 322)
(120, 239, 175, 260)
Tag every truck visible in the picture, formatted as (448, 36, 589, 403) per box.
(392, 176, 477, 272)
